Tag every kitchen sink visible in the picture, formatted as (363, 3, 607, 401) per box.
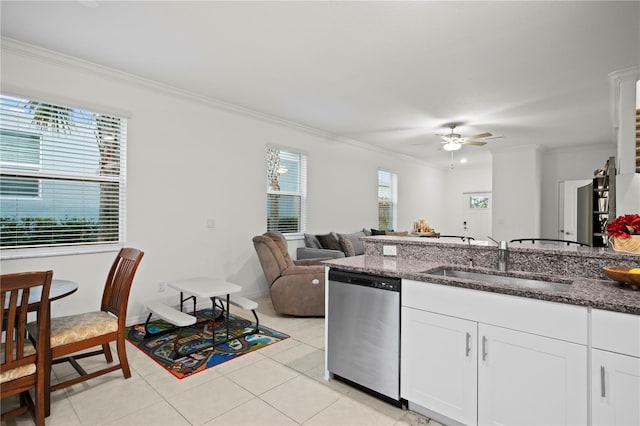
(425, 268, 572, 292)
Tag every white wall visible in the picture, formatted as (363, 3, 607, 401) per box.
(0, 42, 446, 323)
(616, 173, 640, 216)
(492, 146, 542, 241)
(437, 164, 492, 236)
(540, 144, 616, 239)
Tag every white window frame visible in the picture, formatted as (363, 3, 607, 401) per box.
(266, 146, 307, 237)
(0, 93, 127, 259)
(378, 169, 397, 231)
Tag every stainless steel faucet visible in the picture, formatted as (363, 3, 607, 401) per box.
(488, 236, 509, 271)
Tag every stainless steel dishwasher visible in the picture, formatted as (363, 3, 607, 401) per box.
(327, 269, 403, 406)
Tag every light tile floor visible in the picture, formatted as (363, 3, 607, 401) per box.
(2, 296, 443, 426)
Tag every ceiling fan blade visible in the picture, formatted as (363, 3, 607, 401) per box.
(466, 132, 492, 140)
(463, 140, 487, 146)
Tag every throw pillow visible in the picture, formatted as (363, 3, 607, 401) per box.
(338, 231, 365, 255)
(304, 233, 322, 249)
(316, 233, 342, 251)
(338, 234, 355, 257)
(370, 228, 388, 235)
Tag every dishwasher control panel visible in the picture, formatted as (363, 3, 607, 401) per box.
(328, 269, 401, 292)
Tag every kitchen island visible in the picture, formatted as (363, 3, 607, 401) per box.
(323, 236, 640, 426)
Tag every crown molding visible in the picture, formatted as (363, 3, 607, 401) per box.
(1, 37, 421, 165)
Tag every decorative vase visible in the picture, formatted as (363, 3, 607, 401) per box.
(612, 235, 640, 254)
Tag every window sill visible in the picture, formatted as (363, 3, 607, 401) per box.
(1, 244, 122, 260)
(283, 233, 304, 242)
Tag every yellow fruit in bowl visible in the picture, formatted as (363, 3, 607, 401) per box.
(629, 268, 640, 274)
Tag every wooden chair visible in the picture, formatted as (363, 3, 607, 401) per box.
(28, 248, 143, 405)
(1, 270, 53, 426)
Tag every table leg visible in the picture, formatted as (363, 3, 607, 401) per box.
(44, 301, 52, 417)
(178, 291, 196, 315)
(225, 293, 230, 341)
(206, 294, 231, 344)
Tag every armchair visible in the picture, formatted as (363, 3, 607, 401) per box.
(252, 232, 325, 317)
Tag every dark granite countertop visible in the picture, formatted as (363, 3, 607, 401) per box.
(323, 255, 640, 315)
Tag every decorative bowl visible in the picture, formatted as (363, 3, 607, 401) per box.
(611, 235, 640, 254)
(603, 267, 640, 290)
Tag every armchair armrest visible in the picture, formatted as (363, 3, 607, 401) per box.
(281, 264, 325, 276)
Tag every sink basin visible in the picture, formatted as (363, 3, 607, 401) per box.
(426, 268, 572, 292)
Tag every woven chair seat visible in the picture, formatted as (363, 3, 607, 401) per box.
(29, 311, 117, 347)
(0, 341, 36, 383)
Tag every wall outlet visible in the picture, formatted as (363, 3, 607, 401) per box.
(383, 245, 397, 256)
(158, 281, 166, 293)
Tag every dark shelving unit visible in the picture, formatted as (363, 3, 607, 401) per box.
(591, 157, 616, 247)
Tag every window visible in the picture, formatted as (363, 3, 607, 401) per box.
(0, 94, 127, 252)
(469, 195, 490, 209)
(0, 129, 41, 198)
(378, 169, 397, 230)
(266, 147, 306, 234)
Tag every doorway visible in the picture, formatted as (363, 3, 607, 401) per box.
(558, 179, 590, 242)
(461, 192, 492, 240)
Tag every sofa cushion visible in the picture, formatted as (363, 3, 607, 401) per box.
(304, 233, 322, 249)
(338, 234, 355, 256)
(316, 233, 342, 251)
(338, 231, 365, 256)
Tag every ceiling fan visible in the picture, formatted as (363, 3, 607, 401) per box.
(437, 123, 493, 151)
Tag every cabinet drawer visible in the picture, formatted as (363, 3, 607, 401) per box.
(402, 279, 588, 344)
(592, 309, 640, 357)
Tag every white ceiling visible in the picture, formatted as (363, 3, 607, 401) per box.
(1, 1, 639, 168)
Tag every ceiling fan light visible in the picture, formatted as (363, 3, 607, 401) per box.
(443, 142, 462, 151)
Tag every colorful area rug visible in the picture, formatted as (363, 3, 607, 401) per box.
(126, 308, 289, 379)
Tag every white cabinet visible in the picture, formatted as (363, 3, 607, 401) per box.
(591, 349, 640, 426)
(591, 309, 640, 426)
(478, 324, 587, 426)
(401, 279, 588, 426)
(401, 307, 477, 425)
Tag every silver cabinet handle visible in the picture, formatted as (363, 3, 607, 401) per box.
(465, 332, 471, 357)
(482, 336, 488, 361)
(600, 366, 606, 397)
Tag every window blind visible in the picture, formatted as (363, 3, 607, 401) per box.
(378, 169, 397, 230)
(0, 94, 126, 250)
(266, 147, 307, 234)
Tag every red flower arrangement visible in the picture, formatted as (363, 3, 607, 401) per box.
(606, 214, 640, 238)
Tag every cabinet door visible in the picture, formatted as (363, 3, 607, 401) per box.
(401, 307, 477, 426)
(592, 349, 640, 426)
(478, 324, 587, 426)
